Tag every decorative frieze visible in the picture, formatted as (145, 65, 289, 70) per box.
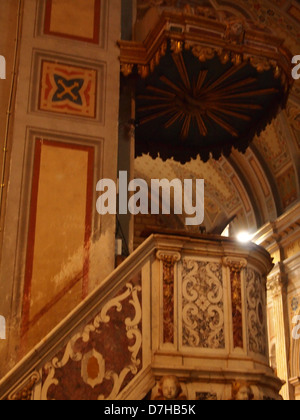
(119, 11, 293, 91)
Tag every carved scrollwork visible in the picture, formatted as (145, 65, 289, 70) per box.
(246, 268, 268, 356)
(41, 282, 142, 400)
(156, 251, 181, 266)
(246, 56, 283, 82)
(182, 259, 225, 349)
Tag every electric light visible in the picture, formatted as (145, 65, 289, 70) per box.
(237, 231, 253, 243)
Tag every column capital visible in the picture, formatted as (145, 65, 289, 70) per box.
(156, 250, 181, 265)
(267, 272, 288, 296)
(222, 257, 247, 272)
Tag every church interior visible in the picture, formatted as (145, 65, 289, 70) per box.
(0, 0, 300, 400)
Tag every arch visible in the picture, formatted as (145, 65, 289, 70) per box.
(250, 143, 283, 218)
(210, 0, 255, 21)
(227, 155, 262, 229)
(278, 111, 300, 202)
(229, 150, 278, 223)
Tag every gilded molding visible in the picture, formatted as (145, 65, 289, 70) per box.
(185, 42, 219, 62)
(118, 11, 293, 91)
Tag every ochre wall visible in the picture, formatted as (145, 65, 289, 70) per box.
(0, 0, 121, 375)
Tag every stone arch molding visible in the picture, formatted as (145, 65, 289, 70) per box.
(210, 0, 257, 21)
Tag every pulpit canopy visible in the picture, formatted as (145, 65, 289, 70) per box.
(119, 11, 293, 163)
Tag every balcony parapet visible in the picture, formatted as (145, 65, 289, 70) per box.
(0, 234, 282, 400)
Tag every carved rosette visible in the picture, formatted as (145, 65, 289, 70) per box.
(156, 251, 181, 344)
(120, 37, 288, 86)
(223, 257, 247, 350)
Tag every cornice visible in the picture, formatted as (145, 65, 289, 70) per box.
(118, 11, 293, 87)
(253, 202, 300, 251)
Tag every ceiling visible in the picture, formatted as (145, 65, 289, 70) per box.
(134, 0, 300, 235)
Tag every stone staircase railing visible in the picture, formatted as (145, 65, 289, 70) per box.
(0, 234, 282, 400)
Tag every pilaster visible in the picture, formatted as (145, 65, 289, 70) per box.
(267, 265, 293, 400)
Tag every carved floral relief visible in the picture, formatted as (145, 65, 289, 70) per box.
(181, 259, 225, 349)
(246, 268, 268, 357)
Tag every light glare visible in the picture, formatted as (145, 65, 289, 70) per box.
(237, 231, 253, 243)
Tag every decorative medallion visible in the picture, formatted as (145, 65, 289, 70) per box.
(39, 61, 97, 118)
(81, 349, 105, 389)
